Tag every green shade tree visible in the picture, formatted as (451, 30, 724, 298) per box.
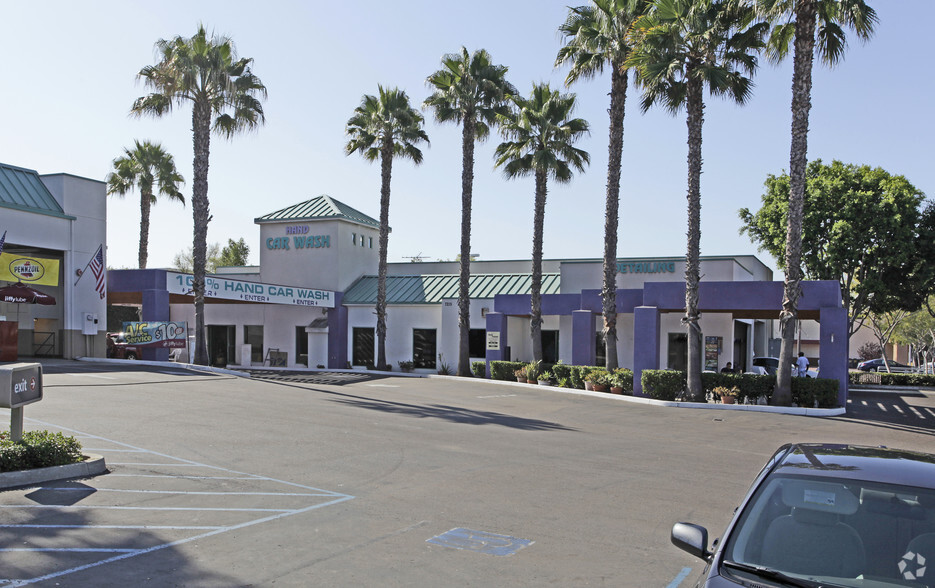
(218, 237, 250, 267)
(739, 159, 927, 339)
(628, 0, 765, 400)
(346, 86, 429, 371)
(132, 24, 267, 366)
(105, 140, 184, 269)
(758, 0, 877, 405)
(494, 84, 590, 362)
(556, 0, 649, 371)
(424, 47, 516, 377)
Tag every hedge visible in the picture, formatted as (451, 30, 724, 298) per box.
(640, 370, 840, 407)
(849, 372, 935, 388)
(1, 430, 84, 472)
(489, 361, 528, 381)
(471, 361, 486, 378)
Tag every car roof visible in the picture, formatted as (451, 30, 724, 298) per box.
(772, 443, 935, 489)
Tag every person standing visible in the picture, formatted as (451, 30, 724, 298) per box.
(796, 352, 810, 377)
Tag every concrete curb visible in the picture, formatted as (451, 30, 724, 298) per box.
(69, 360, 850, 416)
(75, 357, 250, 378)
(0, 454, 107, 490)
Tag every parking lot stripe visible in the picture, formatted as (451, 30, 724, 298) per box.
(31, 487, 334, 497)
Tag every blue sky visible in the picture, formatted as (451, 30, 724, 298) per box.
(1, 1, 931, 278)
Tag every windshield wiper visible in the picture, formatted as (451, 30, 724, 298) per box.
(721, 560, 830, 588)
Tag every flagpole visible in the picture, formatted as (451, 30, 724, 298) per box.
(74, 244, 101, 286)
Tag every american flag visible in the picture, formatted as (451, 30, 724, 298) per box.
(89, 244, 106, 299)
(0, 230, 6, 256)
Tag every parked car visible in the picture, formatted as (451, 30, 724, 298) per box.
(752, 356, 817, 377)
(671, 443, 935, 587)
(856, 358, 917, 373)
(106, 332, 139, 360)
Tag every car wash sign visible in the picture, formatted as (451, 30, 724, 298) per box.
(167, 272, 335, 308)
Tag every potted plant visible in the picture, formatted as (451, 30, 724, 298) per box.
(525, 361, 541, 384)
(609, 370, 624, 395)
(537, 371, 553, 386)
(515, 367, 527, 383)
(398, 360, 414, 373)
(586, 368, 611, 392)
(713, 385, 740, 404)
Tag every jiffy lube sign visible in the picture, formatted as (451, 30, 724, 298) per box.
(166, 272, 335, 308)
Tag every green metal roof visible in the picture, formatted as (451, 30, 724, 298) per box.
(0, 163, 70, 219)
(255, 195, 380, 229)
(342, 273, 561, 304)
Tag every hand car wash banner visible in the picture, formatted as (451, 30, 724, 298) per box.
(121, 321, 188, 348)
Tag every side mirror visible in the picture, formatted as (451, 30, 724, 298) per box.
(671, 522, 711, 560)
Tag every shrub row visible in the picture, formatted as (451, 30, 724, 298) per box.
(641, 370, 840, 407)
(0, 430, 84, 473)
(849, 372, 935, 387)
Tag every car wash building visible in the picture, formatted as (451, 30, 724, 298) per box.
(0, 162, 108, 360)
(108, 194, 850, 399)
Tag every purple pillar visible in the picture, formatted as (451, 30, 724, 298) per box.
(819, 306, 849, 407)
(572, 310, 595, 366)
(633, 306, 660, 396)
(327, 293, 347, 369)
(485, 312, 508, 378)
(141, 289, 170, 361)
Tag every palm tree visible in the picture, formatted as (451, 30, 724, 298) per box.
(424, 47, 516, 377)
(346, 86, 429, 371)
(132, 25, 267, 366)
(759, 0, 876, 406)
(556, 0, 649, 371)
(106, 140, 185, 269)
(628, 0, 765, 400)
(495, 84, 590, 362)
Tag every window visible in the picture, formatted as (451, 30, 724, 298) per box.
(368, 236, 373, 249)
(353, 327, 374, 366)
(244, 325, 264, 363)
(668, 333, 688, 372)
(351, 232, 357, 245)
(469, 329, 486, 358)
(413, 328, 437, 369)
(543, 330, 559, 364)
(595, 332, 606, 367)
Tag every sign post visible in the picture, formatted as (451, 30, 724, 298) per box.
(0, 363, 43, 442)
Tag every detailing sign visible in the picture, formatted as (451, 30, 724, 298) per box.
(167, 272, 335, 308)
(616, 261, 676, 275)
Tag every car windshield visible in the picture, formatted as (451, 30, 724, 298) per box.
(721, 474, 935, 587)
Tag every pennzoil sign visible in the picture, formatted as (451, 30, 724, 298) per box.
(0, 252, 60, 286)
(11, 259, 45, 281)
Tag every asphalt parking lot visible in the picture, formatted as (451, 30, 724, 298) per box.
(2, 361, 934, 587)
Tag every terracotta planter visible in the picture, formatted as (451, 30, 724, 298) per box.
(516, 376, 526, 383)
(721, 395, 736, 404)
(584, 381, 594, 391)
(527, 379, 537, 385)
(592, 384, 609, 393)
(610, 386, 623, 395)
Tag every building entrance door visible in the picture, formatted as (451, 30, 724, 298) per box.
(207, 325, 235, 367)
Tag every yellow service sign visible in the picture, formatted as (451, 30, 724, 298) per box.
(0, 252, 60, 286)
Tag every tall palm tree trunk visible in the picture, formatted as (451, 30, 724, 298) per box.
(191, 103, 212, 366)
(684, 75, 704, 401)
(457, 116, 476, 377)
(603, 67, 628, 371)
(376, 139, 394, 371)
(530, 170, 548, 362)
(775, 0, 817, 406)
(139, 190, 153, 269)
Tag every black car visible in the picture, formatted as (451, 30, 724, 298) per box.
(672, 443, 935, 587)
(856, 358, 917, 373)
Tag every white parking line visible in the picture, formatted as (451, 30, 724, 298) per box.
(1, 418, 355, 587)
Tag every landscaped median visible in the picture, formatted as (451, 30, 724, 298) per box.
(486, 360, 845, 413)
(0, 430, 107, 490)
